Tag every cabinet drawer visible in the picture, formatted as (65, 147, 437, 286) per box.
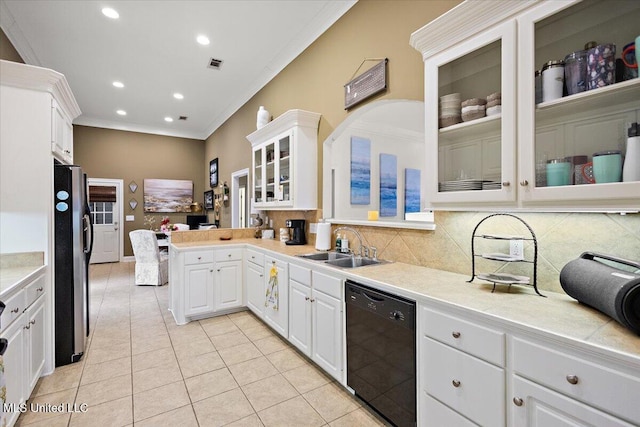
(289, 263, 311, 286)
(246, 249, 264, 266)
(214, 247, 242, 262)
(512, 336, 640, 424)
(25, 275, 46, 307)
(422, 307, 504, 366)
(423, 337, 505, 427)
(311, 271, 342, 298)
(1, 290, 26, 332)
(184, 250, 214, 265)
(421, 392, 478, 427)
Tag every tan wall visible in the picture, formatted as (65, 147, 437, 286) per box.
(73, 125, 206, 256)
(205, 0, 462, 228)
(0, 28, 24, 63)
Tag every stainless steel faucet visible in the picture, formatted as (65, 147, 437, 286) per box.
(333, 226, 369, 258)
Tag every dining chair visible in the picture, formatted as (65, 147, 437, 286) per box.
(129, 230, 168, 286)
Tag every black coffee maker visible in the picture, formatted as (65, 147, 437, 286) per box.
(285, 219, 306, 245)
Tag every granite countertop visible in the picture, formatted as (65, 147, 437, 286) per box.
(171, 238, 640, 362)
(0, 252, 46, 298)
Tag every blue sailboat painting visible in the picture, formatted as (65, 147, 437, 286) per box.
(404, 168, 421, 214)
(380, 153, 397, 217)
(350, 136, 371, 205)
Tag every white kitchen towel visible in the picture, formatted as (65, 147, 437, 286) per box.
(265, 263, 279, 310)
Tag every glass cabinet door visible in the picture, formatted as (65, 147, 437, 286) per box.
(518, 0, 640, 208)
(277, 134, 291, 203)
(425, 21, 516, 206)
(253, 147, 264, 204)
(265, 140, 276, 203)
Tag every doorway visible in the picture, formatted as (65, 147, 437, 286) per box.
(87, 178, 123, 264)
(231, 168, 249, 228)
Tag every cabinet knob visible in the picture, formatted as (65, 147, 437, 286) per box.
(452, 379, 461, 388)
(513, 397, 524, 407)
(24, 324, 30, 330)
(519, 180, 529, 186)
(310, 298, 316, 303)
(452, 331, 461, 339)
(259, 274, 264, 278)
(502, 181, 510, 187)
(37, 287, 44, 292)
(209, 269, 214, 273)
(11, 307, 19, 313)
(217, 269, 221, 272)
(198, 256, 202, 260)
(228, 253, 231, 257)
(305, 297, 310, 301)
(566, 375, 579, 385)
(30, 319, 36, 325)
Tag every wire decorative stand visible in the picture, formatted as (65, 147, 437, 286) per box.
(467, 213, 544, 297)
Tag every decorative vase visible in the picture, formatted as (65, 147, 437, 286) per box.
(256, 106, 270, 129)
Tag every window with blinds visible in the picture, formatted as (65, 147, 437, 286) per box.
(89, 186, 116, 225)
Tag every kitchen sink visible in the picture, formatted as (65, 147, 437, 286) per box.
(324, 256, 384, 269)
(298, 252, 351, 261)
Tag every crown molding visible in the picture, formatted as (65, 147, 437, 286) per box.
(246, 109, 321, 146)
(410, 0, 538, 60)
(0, 60, 81, 119)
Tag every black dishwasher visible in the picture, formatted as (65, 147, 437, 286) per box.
(345, 280, 416, 427)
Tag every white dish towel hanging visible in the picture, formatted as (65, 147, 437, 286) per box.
(265, 261, 279, 310)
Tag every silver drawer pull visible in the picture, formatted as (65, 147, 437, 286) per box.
(197, 256, 202, 260)
(310, 298, 315, 303)
(520, 180, 529, 186)
(566, 375, 579, 385)
(452, 379, 461, 388)
(30, 320, 36, 325)
(24, 324, 30, 330)
(513, 397, 523, 407)
(502, 181, 511, 187)
(452, 331, 461, 339)
(11, 307, 19, 314)
(305, 297, 310, 301)
(37, 287, 44, 292)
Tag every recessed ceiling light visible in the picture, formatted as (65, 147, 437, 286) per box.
(102, 7, 119, 19)
(173, 93, 184, 100)
(164, 117, 174, 122)
(196, 35, 210, 46)
(116, 110, 126, 116)
(112, 81, 124, 88)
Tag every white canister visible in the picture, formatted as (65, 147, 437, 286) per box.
(623, 123, 640, 182)
(542, 60, 565, 102)
(256, 106, 270, 129)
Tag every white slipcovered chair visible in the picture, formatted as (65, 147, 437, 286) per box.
(129, 230, 168, 286)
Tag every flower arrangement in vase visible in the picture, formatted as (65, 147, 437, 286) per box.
(160, 216, 178, 232)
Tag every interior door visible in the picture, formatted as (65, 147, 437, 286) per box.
(88, 182, 119, 264)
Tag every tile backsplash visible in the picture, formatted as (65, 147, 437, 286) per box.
(346, 211, 640, 294)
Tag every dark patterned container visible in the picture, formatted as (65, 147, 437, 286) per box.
(587, 43, 616, 90)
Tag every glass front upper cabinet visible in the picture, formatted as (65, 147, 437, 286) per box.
(425, 21, 517, 207)
(518, 0, 640, 209)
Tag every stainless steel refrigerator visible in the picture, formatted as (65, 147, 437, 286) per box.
(54, 162, 93, 367)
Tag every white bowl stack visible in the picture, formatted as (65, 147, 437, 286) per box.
(439, 93, 461, 128)
(461, 98, 487, 122)
(486, 92, 502, 116)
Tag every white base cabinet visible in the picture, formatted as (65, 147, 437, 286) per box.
(245, 249, 265, 317)
(0, 274, 46, 427)
(263, 255, 289, 338)
(170, 247, 244, 324)
(288, 263, 343, 382)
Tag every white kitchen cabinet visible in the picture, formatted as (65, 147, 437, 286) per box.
(517, 0, 640, 210)
(510, 335, 640, 426)
(511, 376, 634, 427)
(262, 255, 289, 338)
(213, 248, 243, 312)
(51, 98, 74, 164)
(0, 274, 46, 427)
(184, 263, 215, 317)
(288, 263, 344, 382)
(247, 109, 321, 210)
(245, 249, 265, 317)
(411, 0, 640, 211)
(418, 305, 505, 427)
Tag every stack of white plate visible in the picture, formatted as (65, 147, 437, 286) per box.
(482, 181, 502, 190)
(438, 179, 486, 192)
(439, 93, 461, 128)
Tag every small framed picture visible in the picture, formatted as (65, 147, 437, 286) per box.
(204, 190, 214, 209)
(210, 158, 218, 188)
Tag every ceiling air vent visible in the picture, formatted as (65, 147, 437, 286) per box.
(179, 116, 188, 121)
(208, 58, 223, 70)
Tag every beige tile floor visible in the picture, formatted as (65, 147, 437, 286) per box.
(16, 262, 389, 427)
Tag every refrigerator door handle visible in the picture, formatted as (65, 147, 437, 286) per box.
(83, 213, 94, 256)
